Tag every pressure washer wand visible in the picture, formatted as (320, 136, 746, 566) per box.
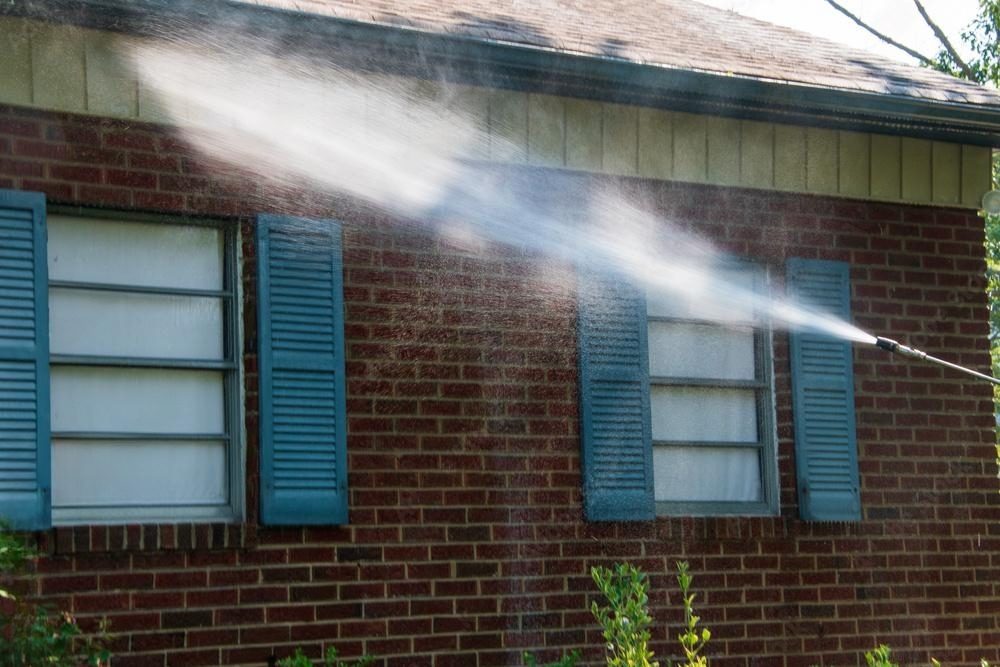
(874, 336, 1000, 386)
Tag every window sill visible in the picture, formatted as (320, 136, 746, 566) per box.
(654, 500, 778, 517)
(40, 522, 258, 556)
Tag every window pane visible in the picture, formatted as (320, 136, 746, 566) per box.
(646, 267, 759, 324)
(51, 367, 224, 434)
(48, 216, 223, 289)
(52, 440, 226, 507)
(648, 321, 755, 380)
(650, 386, 757, 442)
(653, 446, 760, 502)
(49, 289, 223, 359)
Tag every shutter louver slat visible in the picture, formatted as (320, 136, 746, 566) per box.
(0, 190, 49, 530)
(578, 272, 654, 521)
(258, 215, 348, 525)
(787, 258, 861, 522)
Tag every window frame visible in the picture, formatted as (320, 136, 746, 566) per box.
(47, 206, 244, 526)
(645, 264, 779, 517)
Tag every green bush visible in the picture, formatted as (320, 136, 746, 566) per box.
(0, 523, 110, 667)
(522, 650, 581, 667)
(675, 561, 710, 667)
(277, 646, 374, 667)
(591, 562, 659, 667)
(588, 560, 713, 667)
(865, 645, 899, 667)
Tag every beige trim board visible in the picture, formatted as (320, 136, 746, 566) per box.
(0, 16, 991, 210)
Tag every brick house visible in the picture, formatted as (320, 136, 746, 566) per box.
(1, 1, 1000, 666)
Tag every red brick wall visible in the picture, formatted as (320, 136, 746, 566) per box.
(3, 104, 999, 667)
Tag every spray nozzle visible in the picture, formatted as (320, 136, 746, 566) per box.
(873, 334, 1000, 385)
(874, 336, 926, 360)
(874, 336, 898, 353)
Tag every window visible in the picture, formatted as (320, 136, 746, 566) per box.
(579, 259, 863, 522)
(644, 265, 777, 515)
(47, 213, 240, 524)
(2, 193, 352, 530)
(578, 263, 781, 521)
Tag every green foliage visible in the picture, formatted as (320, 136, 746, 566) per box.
(277, 648, 315, 667)
(521, 650, 582, 667)
(277, 646, 374, 667)
(928, 1, 1000, 459)
(864, 645, 899, 667)
(675, 562, 710, 667)
(0, 608, 110, 667)
(0, 524, 110, 667)
(930, 2, 1000, 443)
(870, 647, 992, 667)
(855, 0, 1000, 473)
(590, 562, 658, 667)
(931, 1, 1000, 86)
(0, 525, 32, 602)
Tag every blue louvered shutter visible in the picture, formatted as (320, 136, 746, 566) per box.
(0, 191, 50, 530)
(578, 270, 654, 521)
(257, 215, 348, 525)
(787, 258, 861, 521)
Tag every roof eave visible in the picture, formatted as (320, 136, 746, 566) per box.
(7, 0, 1000, 146)
(457, 38, 1000, 147)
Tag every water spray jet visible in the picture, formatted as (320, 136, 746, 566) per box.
(873, 336, 1000, 386)
(129, 40, 1000, 397)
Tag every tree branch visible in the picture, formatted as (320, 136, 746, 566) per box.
(822, 0, 938, 67)
(911, 0, 976, 79)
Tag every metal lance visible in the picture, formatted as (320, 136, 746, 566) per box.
(874, 336, 1000, 386)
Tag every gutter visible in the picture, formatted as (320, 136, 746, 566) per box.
(6, 0, 1000, 146)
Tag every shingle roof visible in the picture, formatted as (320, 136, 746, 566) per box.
(233, 0, 1000, 107)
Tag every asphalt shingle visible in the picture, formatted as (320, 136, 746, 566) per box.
(231, 0, 1000, 107)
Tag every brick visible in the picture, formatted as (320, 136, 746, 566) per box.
(131, 632, 185, 652)
(162, 610, 213, 629)
(216, 606, 264, 625)
(158, 649, 220, 666)
(260, 566, 311, 583)
(77, 184, 131, 207)
(133, 591, 184, 609)
(48, 164, 102, 183)
(101, 573, 154, 590)
(337, 546, 382, 562)
(74, 592, 129, 612)
(128, 151, 181, 172)
(186, 589, 239, 607)
(155, 571, 207, 589)
(0, 158, 43, 177)
(239, 585, 289, 604)
(0, 117, 42, 137)
(41, 575, 98, 594)
(106, 168, 157, 188)
(103, 130, 157, 151)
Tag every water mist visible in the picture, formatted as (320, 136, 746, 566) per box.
(129, 34, 999, 387)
